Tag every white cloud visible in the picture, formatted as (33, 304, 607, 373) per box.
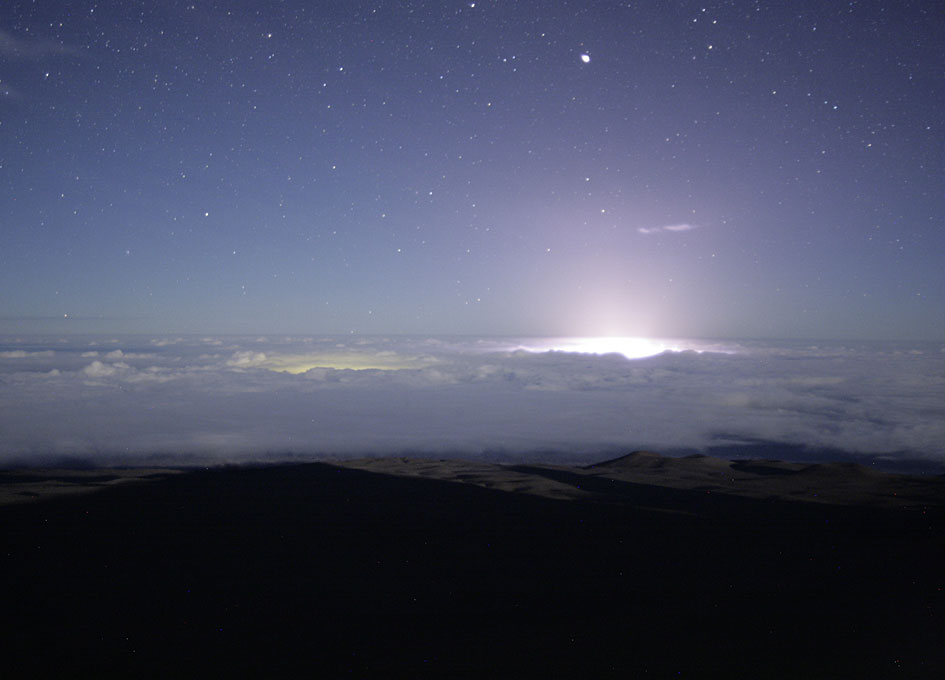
(638, 223, 697, 235)
(82, 360, 129, 377)
(0, 350, 55, 358)
(0, 336, 943, 470)
(226, 351, 269, 368)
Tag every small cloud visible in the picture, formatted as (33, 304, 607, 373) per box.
(0, 28, 76, 59)
(638, 223, 698, 235)
(82, 361, 118, 377)
(226, 351, 268, 368)
(0, 79, 22, 99)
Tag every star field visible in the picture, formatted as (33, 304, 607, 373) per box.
(1, 1, 943, 339)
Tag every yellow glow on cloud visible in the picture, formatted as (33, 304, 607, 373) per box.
(259, 352, 432, 374)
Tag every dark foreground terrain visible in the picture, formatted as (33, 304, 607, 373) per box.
(2, 455, 944, 677)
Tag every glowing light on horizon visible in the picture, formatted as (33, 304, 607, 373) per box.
(521, 337, 679, 360)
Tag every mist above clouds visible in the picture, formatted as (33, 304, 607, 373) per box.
(1, 335, 943, 470)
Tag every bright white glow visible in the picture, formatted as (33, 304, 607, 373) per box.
(524, 337, 677, 360)
(580, 53, 591, 63)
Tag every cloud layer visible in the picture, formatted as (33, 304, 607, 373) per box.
(1, 335, 943, 470)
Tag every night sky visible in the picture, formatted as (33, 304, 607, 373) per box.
(2, 1, 943, 340)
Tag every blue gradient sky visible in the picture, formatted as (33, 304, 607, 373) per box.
(2, 1, 943, 339)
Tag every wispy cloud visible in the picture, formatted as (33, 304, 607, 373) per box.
(0, 78, 22, 99)
(638, 223, 697, 235)
(0, 28, 77, 59)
